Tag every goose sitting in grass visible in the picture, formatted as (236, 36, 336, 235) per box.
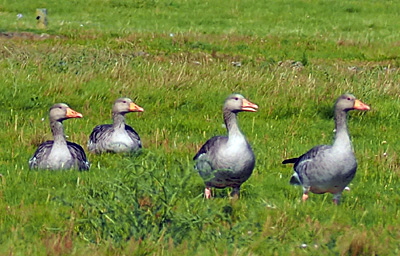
(282, 93, 370, 204)
(29, 103, 90, 171)
(193, 94, 258, 199)
(88, 97, 144, 154)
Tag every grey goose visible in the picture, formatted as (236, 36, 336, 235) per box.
(194, 94, 258, 199)
(88, 97, 144, 154)
(282, 93, 370, 204)
(29, 103, 89, 171)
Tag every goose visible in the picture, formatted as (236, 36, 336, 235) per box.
(29, 103, 89, 171)
(193, 94, 258, 199)
(282, 93, 370, 204)
(88, 97, 144, 154)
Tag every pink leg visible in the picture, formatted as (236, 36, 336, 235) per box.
(204, 187, 212, 199)
(332, 193, 342, 205)
(302, 187, 310, 202)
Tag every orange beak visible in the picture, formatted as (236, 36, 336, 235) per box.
(354, 99, 370, 111)
(241, 98, 259, 112)
(129, 102, 144, 112)
(66, 108, 83, 118)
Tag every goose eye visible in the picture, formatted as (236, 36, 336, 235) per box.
(347, 97, 351, 100)
(59, 107, 62, 109)
(235, 97, 239, 100)
(122, 101, 126, 103)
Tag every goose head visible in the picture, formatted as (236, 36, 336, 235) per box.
(49, 103, 83, 122)
(113, 97, 144, 115)
(224, 94, 258, 113)
(335, 94, 370, 112)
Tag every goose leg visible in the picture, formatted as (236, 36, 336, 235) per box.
(230, 186, 240, 199)
(302, 187, 310, 202)
(332, 193, 342, 205)
(204, 187, 212, 199)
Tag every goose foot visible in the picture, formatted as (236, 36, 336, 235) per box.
(204, 187, 212, 199)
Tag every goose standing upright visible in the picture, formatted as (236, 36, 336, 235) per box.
(88, 97, 144, 154)
(194, 94, 258, 199)
(29, 103, 89, 171)
(282, 93, 370, 204)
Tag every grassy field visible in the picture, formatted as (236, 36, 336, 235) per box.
(0, 0, 399, 255)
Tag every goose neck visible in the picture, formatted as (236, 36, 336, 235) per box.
(51, 120, 67, 145)
(112, 112, 126, 129)
(223, 110, 242, 137)
(333, 109, 351, 148)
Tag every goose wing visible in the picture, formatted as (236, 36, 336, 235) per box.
(125, 124, 142, 148)
(288, 145, 332, 184)
(67, 141, 90, 170)
(193, 136, 227, 161)
(88, 124, 113, 144)
(28, 141, 54, 169)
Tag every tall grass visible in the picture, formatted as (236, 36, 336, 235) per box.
(0, 0, 399, 255)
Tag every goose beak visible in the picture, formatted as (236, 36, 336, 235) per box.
(129, 102, 144, 112)
(241, 98, 258, 112)
(66, 108, 83, 118)
(353, 99, 370, 111)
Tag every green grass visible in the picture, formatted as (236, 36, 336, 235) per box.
(0, 0, 399, 255)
